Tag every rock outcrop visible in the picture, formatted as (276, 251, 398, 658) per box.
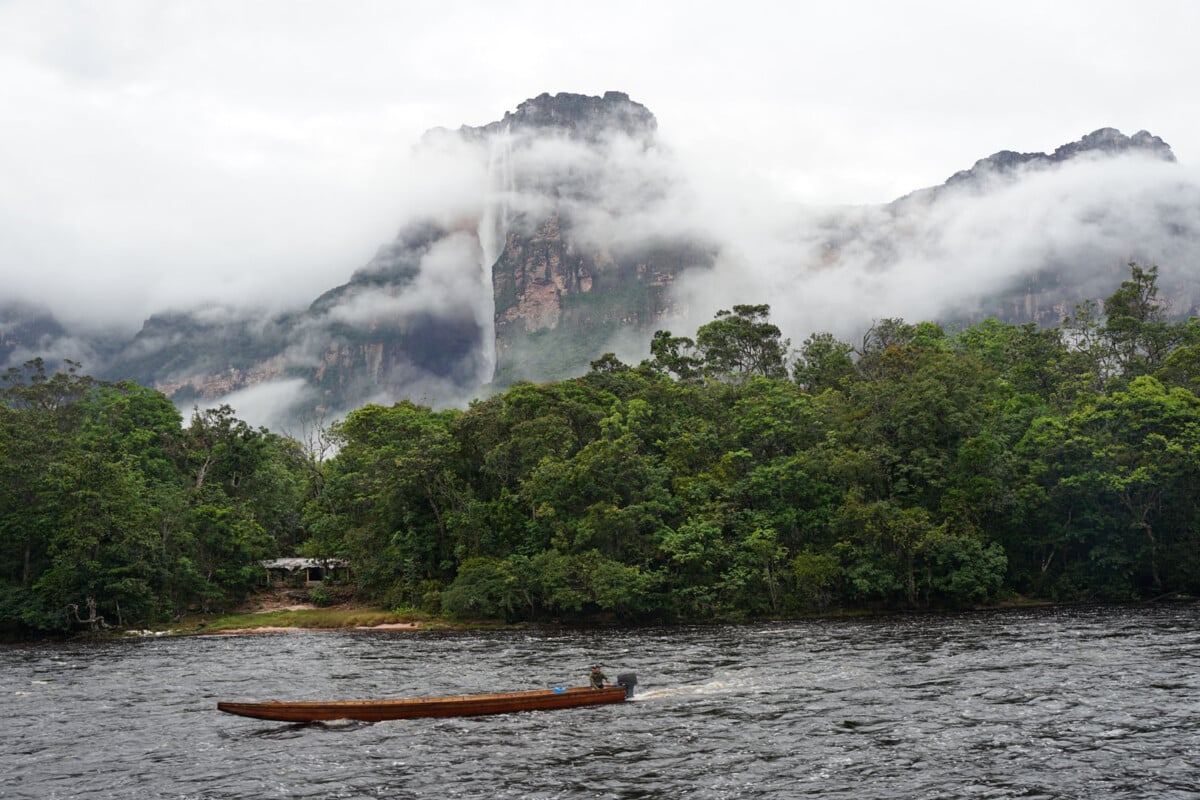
(463, 90, 657, 143)
(491, 212, 711, 383)
(467, 91, 712, 383)
(92, 92, 711, 417)
(1, 99, 1193, 429)
(897, 127, 1175, 206)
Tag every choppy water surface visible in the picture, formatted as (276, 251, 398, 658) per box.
(6, 604, 1199, 799)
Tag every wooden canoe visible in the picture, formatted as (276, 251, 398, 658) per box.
(217, 685, 629, 723)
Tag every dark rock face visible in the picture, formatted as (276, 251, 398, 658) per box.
(0, 104, 1191, 427)
(492, 213, 712, 384)
(476, 92, 712, 383)
(464, 91, 657, 142)
(90, 91, 707, 418)
(948, 127, 1174, 184)
(1, 303, 65, 365)
(1051, 128, 1174, 163)
(903, 128, 1176, 203)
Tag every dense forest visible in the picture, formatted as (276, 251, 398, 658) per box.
(0, 367, 309, 636)
(4, 264, 1200, 636)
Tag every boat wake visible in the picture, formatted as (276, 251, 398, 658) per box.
(314, 718, 366, 730)
(633, 680, 748, 701)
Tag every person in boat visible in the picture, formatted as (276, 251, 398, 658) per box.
(589, 665, 608, 689)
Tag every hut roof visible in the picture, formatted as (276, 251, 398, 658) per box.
(261, 558, 349, 571)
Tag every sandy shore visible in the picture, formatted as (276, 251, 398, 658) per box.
(208, 621, 423, 635)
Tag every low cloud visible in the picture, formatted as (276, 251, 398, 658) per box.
(671, 152, 1200, 346)
(316, 231, 486, 327)
(7, 88, 1200, 432)
(199, 378, 316, 434)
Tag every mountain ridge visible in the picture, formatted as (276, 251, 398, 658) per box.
(894, 127, 1175, 207)
(2, 93, 1195, 429)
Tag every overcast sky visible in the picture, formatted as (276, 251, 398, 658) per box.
(3, 0, 1198, 331)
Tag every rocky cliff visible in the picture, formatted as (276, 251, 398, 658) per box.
(897, 127, 1176, 206)
(464, 91, 712, 382)
(491, 212, 712, 383)
(811, 126, 1194, 330)
(91, 92, 712, 417)
(464, 90, 657, 144)
(2, 96, 1196, 428)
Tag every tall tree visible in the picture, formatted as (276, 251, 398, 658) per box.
(695, 304, 791, 382)
(793, 332, 855, 393)
(1103, 263, 1177, 380)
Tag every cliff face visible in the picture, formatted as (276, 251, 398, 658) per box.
(95, 91, 711, 416)
(492, 212, 710, 383)
(465, 91, 657, 143)
(2, 97, 1194, 428)
(815, 127, 1193, 330)
(896, 128, 1176, 207)
(1, 303, 66, 366)
(463, 91, 711, 382)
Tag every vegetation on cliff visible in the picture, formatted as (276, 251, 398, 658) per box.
(4, 264, 1200, 636)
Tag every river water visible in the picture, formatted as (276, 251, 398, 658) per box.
(5, 604, 1198, 799)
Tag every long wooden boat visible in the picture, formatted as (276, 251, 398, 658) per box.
(217, 680, 635, 723)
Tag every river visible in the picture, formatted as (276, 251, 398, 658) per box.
(5, 604, 1199, 799)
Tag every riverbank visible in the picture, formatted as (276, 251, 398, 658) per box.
(133, 588, 519, 637)
(155, 606, 461, 636)
(137, 588, 1075, 637)
(65, 592, 1199, 641)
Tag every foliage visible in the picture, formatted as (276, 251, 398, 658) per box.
(0, 365, 313, 636)
(6, 262, 1200, 634)
(327, 265, 1197, 621)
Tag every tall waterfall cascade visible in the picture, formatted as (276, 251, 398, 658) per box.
(476, 128, 514, 385)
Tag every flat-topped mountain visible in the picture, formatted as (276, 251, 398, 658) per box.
(895, 127, 1175, 207)
(462, 90, 657, 141)
(2, 93, 1196, 428)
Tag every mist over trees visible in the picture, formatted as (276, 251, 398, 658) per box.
(4, 263, 1200, 636)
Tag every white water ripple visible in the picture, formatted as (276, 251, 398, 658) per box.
(3, 605, 1199, 799)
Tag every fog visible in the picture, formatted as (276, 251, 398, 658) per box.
(4, 1, 1200, 429)
(8, 105, 1200, 432)
(673, 153, 1200, 346)
(264, 119, 1200, 430)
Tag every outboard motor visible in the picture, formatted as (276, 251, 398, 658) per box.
(616, 672, 638, 699)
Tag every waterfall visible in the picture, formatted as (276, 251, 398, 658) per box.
(476, 128, 514, 386)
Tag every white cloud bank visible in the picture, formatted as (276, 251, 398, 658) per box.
(3, 0, 1199, 333)
(4, 1, 1200, 429)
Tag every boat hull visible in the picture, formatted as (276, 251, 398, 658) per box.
(217, 686, 628, 723)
